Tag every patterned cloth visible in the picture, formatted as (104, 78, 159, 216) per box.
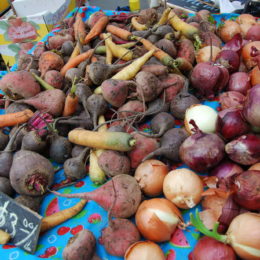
(0, 7, 238, 260)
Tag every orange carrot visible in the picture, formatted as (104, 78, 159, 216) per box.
(91, 55, 98, 63)
(40, 200, 87, 233)
(62, 94, 78, 117)
(60, 49, 94, 76)
(0, 109, 34, 128)
(106, 24, 133, 41)
(84, 15, 109, 44)
(74, 13, 86, 44)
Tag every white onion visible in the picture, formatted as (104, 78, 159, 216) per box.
(184, 104, 218, 134)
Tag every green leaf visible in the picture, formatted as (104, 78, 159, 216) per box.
(3, 32, 10, 41)
(8, 44, 20, 52)
(29, 21, 40, 30)
(208, 15, 215, 25)
(0, 21, 8, 30)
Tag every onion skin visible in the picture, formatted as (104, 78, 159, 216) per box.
(196, 46, 221, 63)
(163, 168, 203, 209)
(242, 41, 260, 69)
(228, 72, 251, 95)
(225, 134, 260, 165)
(219, 91, 245, 110)
(227, 212, 260, 260)
(249, 162, 260, 170)
(233, 170, 260, 210)
(215, 50, 240, 73)
(245, 25, 260, 41)
(179, 131, 225, 173)
(222, 33, 243, 53)
(135, 198, 182, 242)
(189, 236, 237, 260)
(134, 160, 168, 197)
(218, 20, 241, 43)
(217, 108, 250, 140)
(243, 84, 260, 127)
(125, 241, 165, 260)
(250, 66, 260, 86)
(210, 160, 243, 179)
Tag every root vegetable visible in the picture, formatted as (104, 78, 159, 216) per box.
(0, 177, 14, 196)
(39, 51, 64, 76)
(0, 230, 11, 244)
(241, 41, 260, 69)
(0, 129, 8, 150)
(218, 20, 241, 42)
(100, 218, 140, 257)
(43, 70, 64, 89)
(215, 50, 240, 73)
(155, 39, 177, 58)
(0, 71, 40, 99)
(196, 46, 221, 63)
(228, 72, 251, 95)
(21, 130, 47, 153)
(251, 66, 260, 86)
(219, 91, 245, 110)
(163, 168, 203, 209)
(48, 34, 74, 50)
(51, 174, 142, 218)
(5, 103, 31, 114)
(10, 150, 54, 196)
(63, 229, 96, 260)
(246, 24, 260, 41)
(98, 150, 130, 177)
(177, 38, 195, 64)
(142, 128, 188, 162)
(141, 64, 168, 76)
(17, 89, 66, 116)
(15, 195, 43, 213)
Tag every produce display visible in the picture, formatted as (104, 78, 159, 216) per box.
(0, 4, 259, 260)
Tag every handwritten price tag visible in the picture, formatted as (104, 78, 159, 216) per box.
(0, 192, 42, 253)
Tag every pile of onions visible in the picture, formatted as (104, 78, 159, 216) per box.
(215, 50, 240, 73)
(184, 104, 218, 134)
(188, 236, 236, 260)
(135, 198, 182, 242)
(195, 46, 221, 63)
(241, 41, 260, 69)
(217, 108, 250, 140)
(225, 134, 260, 165)
(227, 72, 251, 95)
(163, 168, 203, 209)
(191, 211, 260, 260)
(233, 170, 260, 210)
(125, 241, 165, 260)
(134, 159, 168, 197)
(180, 124, 225, 172)
(219, 91, 245, 110)
(218, 20, 241, 42)
(210, 159, 243, 179)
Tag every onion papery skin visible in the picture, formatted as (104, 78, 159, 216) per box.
(219, 91, 245, 110)
(125, 241, 165, 260)
(210, 159, 243, 179)
(233, 170, 260, 210)
(163, 168, 203, 209)
(225, 134, 260, 165)
(189, 236, 237, 260)
(243, 84, 260, 127)
(135, 198, 182, 242)
(179, 132, 225, 173)
(217, 108, 250, 140)
(215, 50, 240, 73)
(227, 212, 260, 260)
(228, 72, 251, 95)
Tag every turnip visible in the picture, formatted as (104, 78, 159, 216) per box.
(9, 150, 54, 196)
(52, 174, 142, 218)
(44, 70, 64, 89)
(0, 177, 14, 197)
(21, 130, 47, 153)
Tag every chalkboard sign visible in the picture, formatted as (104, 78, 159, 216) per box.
(167, 0, 219, 13)
(0, 192, 42, 253)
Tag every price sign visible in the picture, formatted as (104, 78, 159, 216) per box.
(0, 192, 42, 253)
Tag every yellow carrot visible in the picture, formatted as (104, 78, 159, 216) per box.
(0, 230, 11, 244)
(69, 42, 81, 60)
(40, 200, 87, 233)
(104, 33, 134, 61)
(112, 49, 155, 80)
(94, 42, 136, 55)
(103, 33, 113, 64)
(89, 115, 107, 184)
(68, 129, 136, 151)
(154, 7, 171, 28)
(131, 17, 148, 31)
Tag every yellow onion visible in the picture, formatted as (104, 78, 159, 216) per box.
(124, 241, 165, 260)
(134, 159, 168, 197)
(196, 46, 221, 63)
(249, 162, 260, 170)
(135, 198, 182, 242)
(163, 168, 203, 209)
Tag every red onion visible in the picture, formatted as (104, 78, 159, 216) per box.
(190, 62, 229, 100)
(245, 24, 260, 41)
(243, 84, 260, 127)
(233, 170, 260, 210)
(219, 91, 245, 110)
(215, 50, 240, 73)
(217, 108, 250, 140)
(225, 134, 260, 165)
(179, 121, 225, 173)
(222, 33, 243, 53)
(188, 236, 236, 260)
(227, 72, 251, 95)
(210, 159, 243, 179)
(217, 196, 241, 233)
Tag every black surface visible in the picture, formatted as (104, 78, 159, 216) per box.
(0, 192, 42, 253)
(167, 0, 220, 13)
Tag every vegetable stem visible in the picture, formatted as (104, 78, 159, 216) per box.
(190, 209, 227, 243)
(31, 72, 54, 90)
